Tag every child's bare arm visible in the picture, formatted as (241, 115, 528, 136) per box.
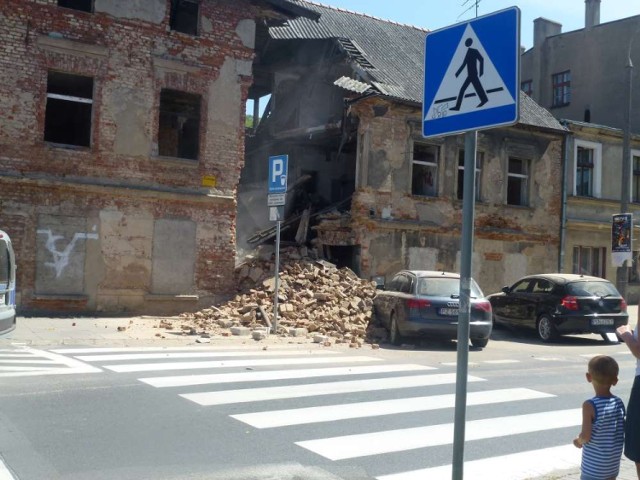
(573, 400, 594, 448)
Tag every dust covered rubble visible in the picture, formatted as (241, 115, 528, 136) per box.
(170, 247, 388, 347)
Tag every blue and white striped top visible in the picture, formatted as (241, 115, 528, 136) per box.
(581, 395, 626, 479)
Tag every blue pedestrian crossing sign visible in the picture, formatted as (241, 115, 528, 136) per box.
(422, 7, 520, 138)
(268, 154, 288, 194)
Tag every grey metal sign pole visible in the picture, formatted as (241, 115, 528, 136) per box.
(452, 130, 477, 480)
(273, 219, 281, 334)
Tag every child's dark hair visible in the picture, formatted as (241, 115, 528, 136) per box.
(588, 355, 619, 385)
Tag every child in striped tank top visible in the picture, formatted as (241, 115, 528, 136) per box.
(574, 355, 625, 480)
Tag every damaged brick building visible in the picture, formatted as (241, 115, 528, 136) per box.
(0, 0, 317, 314)
(242, 1, 567, 295)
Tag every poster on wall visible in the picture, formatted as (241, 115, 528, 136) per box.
(611, 213, 633, 266)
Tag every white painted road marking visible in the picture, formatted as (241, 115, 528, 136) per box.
(105, 355, 382, 373)
(231, 387, 554, 428)
(140, 363, 434, 388)
(75, 350, 339, 362)
(0, 347, 102, 377)
(376, 444, 580, 480)
(181, 373, 484, 406)
(297, 408, 581, 460)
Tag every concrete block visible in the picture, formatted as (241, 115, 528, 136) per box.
(230, 326, 251, 336)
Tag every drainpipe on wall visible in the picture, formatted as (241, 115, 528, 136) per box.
(559, 120, 572, 272)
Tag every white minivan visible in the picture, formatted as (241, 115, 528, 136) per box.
(0, 230, 16, 335)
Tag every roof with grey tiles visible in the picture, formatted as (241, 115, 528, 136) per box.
(269, 1, 566, 132)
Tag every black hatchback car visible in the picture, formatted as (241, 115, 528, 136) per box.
(488, 274, 628, 342)
(373, 270, 492, 348)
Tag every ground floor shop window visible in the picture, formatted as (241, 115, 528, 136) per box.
(572, 246, 606, 278)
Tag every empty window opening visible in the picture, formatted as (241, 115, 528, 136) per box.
(158, 89, 201, 161)
(507, 157, 529, 206)
(57, 0, 93, 12)
(457, 150, 483, 201)
(170, 0, 199, 35)
(411, 143, 439, 197)
(44, 71, 93, 147)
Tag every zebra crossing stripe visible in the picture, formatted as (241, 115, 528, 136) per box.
(0, 347, 102, 377)
(139, 363, 434, 388)
(0, 456, 16, 480)
(0, 353, 36, 358)
(296, 408, 581, 460)
(50, 345, 311, 354)
(181, 373, 484, 406)
(376, 444, 580, 480)
(0, 360, 58, 364)
(105, 355, 382, 373)
(74, 350, 339, 362)
(231, 387, 554, 428)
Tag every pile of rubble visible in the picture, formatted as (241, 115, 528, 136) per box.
(173, 246, 388, 347)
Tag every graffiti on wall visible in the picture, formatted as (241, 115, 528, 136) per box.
(37, 228, 99, 278)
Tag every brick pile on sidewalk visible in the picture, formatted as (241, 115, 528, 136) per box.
(166, 246, 386, 347)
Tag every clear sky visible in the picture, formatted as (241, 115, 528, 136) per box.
(311, 0, 640, 49)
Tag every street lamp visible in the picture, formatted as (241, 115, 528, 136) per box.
(616, 25, 638, 299)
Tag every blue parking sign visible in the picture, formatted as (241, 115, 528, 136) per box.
(268, 155, 288, 194)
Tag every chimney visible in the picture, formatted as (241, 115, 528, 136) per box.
(585, 0, 601, 28)
(533, 18, 562, 48)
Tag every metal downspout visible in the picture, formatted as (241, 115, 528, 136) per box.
(559, 121, 571, 272)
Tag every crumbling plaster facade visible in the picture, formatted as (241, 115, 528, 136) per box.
(315, 98, 565, 295)
(0, 0, 276, 314)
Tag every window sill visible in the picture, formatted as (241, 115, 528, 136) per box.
(45, 142, 91, 151)
(32, 294, 89, 301)
(505, 203, 533, 210)
(551, 103, 570, 109)
(152, 156, 199, 167)
(145, 294, 199, 302)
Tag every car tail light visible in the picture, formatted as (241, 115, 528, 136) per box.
(407, 299, 430, 309)
(474, 301, 492, 313)
(621, 298, 628, 312)
(561, 295, 579, 311)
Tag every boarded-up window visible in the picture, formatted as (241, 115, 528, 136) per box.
(45, 71, 93, 147)
(158, 89, 201, 160)
(151, 219, 196, 295)
(35, 216, 95, 295)
(58, 0, 93, 12)
(170, 0, 199, 35)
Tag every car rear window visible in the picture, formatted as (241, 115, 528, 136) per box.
(566, 281, 619, 297)
(417, 277, 484, 298)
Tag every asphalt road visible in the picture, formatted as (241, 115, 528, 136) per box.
(0, 326, 636, 480)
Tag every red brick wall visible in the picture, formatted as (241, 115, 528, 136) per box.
(0, 0, 257, 314)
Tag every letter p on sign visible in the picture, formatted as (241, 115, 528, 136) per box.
(268, 155, 288, 194)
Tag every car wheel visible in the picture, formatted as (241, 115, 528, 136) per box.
(537, 315, 558, 342)
(389, 312, 402, 346)
(471, 337, 488, 348)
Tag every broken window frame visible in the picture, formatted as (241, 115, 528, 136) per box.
(57, 0, 93, 13)
(44, 71, 94, 148)
(411, 143, 439, 197)
(169, 0, 200, 36)
(157, 88, 202, 161)
(506, 157, 529, 206)
(457, 150, 483, 201)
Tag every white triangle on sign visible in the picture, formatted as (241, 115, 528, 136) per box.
(425, 24, 515, 122)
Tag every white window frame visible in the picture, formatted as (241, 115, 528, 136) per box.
(573, 139, 602, 198)
(506, 157, 530, 206)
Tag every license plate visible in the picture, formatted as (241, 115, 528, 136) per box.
(439, 308, 459, 316)
(591, 318, 614, 326)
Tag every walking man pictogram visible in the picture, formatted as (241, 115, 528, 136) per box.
(450, 38, 489, 111)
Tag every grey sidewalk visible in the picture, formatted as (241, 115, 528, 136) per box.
(532, 457, 637, 480)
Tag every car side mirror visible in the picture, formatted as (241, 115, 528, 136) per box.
(501, 286, 511, 294)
